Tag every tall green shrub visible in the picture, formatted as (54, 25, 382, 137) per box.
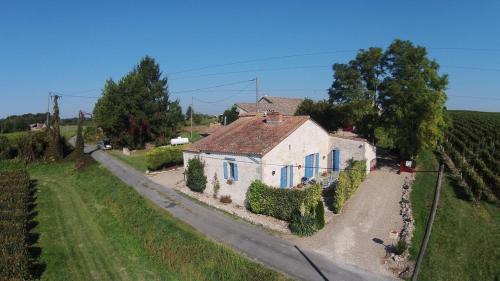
(145, 146, 183, 171)
(186, 157, 207, 192)
(332, 160, 367, 213)
(315, 200, 325, 229)
(246, 180, 322, 221)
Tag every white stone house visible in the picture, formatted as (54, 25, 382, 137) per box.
(183, 112, 376, 206)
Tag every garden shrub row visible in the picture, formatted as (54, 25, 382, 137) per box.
(0, 160, 33, 280)
(247, 180, 322, 221)
(332, 160, 367, 213)
(247, 180, 325, 236)
(145, 146, 183, 171)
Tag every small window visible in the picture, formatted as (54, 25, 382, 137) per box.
(224, 161, 238, 181)
(229, 163, 236, 178)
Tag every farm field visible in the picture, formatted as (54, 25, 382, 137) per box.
(444, 110, 500, 202)
(29, 159, 286, 281)
(410, 150, 500, 281)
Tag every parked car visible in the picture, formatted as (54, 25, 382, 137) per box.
(97, 139, 112, 150)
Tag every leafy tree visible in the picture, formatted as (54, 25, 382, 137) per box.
(378, 39, 448, 159)
(295, 98, 342, 131)
(328, 48, 383, 140)
(0, 113, 46, 133)
(220, 105, 239, 125)
(93, 56, 183, 148)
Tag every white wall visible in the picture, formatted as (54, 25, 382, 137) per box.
(183, 151, 262, 206)
(328, 136, 377, 174)
(262, 120, 330, 188)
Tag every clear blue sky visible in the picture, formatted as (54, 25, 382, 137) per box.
(1, 0, 499, 118)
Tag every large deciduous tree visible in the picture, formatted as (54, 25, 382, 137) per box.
(328, 48, 383, 141)
(319, 39, 447, 158)
(378, 40, 447, 159)
(93, 56, 183, 148)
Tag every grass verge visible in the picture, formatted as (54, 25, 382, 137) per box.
(410, 150, 500, 281)
(30, 159, 286, 281)
(107, 149, 148, 172)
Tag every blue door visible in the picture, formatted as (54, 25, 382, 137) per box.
(315, 153, 320, 176)
(305, 155, 313, 179)
(289, 165, 294, 188)
(280, 166, 288, 188)
(334, 150, 340, 171)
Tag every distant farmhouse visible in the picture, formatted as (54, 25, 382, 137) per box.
(183, 112, 376, 206)
(235, 95, 304, 116)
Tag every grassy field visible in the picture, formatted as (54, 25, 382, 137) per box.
(107, 149, 148, 172)
(179, 130, 202, 142)
(0, 130, 28, 141)
(0, 125, 77, 141)
(30, 159, 286, 281)
(410, 150, 500, 281)
(60, 125, 78, 139)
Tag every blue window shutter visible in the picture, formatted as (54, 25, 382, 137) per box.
(223, 162, 228, 179)
(335, 150, 340, 171)
(289, 165, 294, 188)
(280, 166, 287, 188)
(315, 153, 320, 176)
(305, 155, 313, 179)
(233, 163, 238, 181)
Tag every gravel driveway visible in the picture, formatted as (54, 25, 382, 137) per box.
(286, 165, 408, 278)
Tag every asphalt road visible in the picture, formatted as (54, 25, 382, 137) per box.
(84, 144, 396, 281)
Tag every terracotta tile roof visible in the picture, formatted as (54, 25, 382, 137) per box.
(235, 95, 304, 116)
(185, 115, 310, 156)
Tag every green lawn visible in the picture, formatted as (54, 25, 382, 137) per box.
(1, 125, 77, 141)
(410, 150, 500, 281)
(107, 149, 148, 172)
(30, 160, 285, 281)
(0, 130, 28, 141)
(60, 125, 78, 139)
(179, 131, 202, 142)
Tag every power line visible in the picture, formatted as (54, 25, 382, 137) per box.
(172, 79, 255, 95)
(170, 65, 331, 80)
(168, 50, 356, 75)
(194, 81, 255, 104)
(168, 47, 500, 75)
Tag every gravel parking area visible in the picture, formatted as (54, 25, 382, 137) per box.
(286, 165, 410, 278)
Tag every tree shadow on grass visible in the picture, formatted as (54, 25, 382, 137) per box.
(28, 179, 46, 279)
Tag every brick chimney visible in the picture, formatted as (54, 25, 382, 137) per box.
(265, 111, 282, 124)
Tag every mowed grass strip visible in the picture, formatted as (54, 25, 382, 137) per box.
(107, 150, 148, 172)
(30, 160, 287, 281)
(410, 150, 500, 281)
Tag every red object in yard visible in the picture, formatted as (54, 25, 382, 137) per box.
(400, 160, 416, 173)
(342, 124, 354, 132)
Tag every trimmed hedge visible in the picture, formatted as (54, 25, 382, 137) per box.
(247, 180, 322, 221)
(145, 146, 183, 171)
(0, 160, 32, 280)
(332, 160, 366, 213)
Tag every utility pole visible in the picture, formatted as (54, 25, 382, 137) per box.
(411, 163, 444, 281)
(255, 77, 259, 113)
(47, 92, 52, 128)
(190, 96, 193, 139)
